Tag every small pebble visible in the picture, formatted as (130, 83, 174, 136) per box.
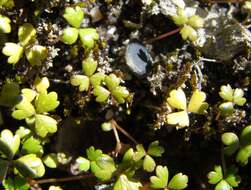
(125, 41, 153, 76)
(90, 7, 103, 23)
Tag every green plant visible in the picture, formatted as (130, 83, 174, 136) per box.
(218, 84, 246, 116)
(11, 77, 60, 137)
(150, 165, 188, 190)
(243, 1, 251, 11)
(70, 56, 130, 104)
(207, 165, 241, 190)
(172, 8, 204, 41)
(0, 0, 14, 8)
(133, 141, 164, 172)
(0, 129, 45, 188)
(60, 6, 99, 49)
(222, 125, 251, 165)
(72, 141, 177, 190)
(165, 88, 208, 128)
(0, 14, 11, 34)
(2, 23, 47, 65)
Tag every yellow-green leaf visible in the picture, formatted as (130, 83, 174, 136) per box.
(187, 89, 208, 114)
(167, 88, 187, 110)
(166, 111, 189, 127)
(18, 23, 36, 47)
(2, 43, 24, 64)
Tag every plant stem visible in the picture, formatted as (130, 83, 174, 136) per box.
(111, 119, 138, 144)
(111, 122, 122, 155)
(215, 112, 227, 175)
(145, 28, 180, 44)
(32, 174, 93, 185)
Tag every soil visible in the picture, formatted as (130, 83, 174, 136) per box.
(1, 0, 251, 190)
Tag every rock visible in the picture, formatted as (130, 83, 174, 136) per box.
(125, 41, 153, 76)
(200, 15, 251, 61)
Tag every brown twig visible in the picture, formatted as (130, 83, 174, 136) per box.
(111, 119, 138, 145)
(111, 122, 122, 155)
(145, 28, 180, 44)
(31, 174, 93, 185)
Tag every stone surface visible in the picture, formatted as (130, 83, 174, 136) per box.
(125, 42, 153, 76)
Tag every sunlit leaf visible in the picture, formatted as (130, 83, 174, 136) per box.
(187, 15, 204, 28)
(221, 132, 240, 156)
(35, 114, 57, 137)
(18, 23, 36, 46)
(2, 42, 24, 64)
(21, 89, 37, 102)
(76, 156, 90, 172)
(225, 166, 241, 187)
(134, 144, 146, 161)
(215, 180, 231, 190)
(61, 27, 79, 45)
(180, 25, 197, 41)
(0, 14, 11, 33)
(187, 90, 208, 114)
(93, 86, 110, 103)
(219, 102, 234, 116)
(167, 88, 187, 110)
(86, 146, 103, 161)
(236, 145, 251, 166)
(104, 74, 121, 91)
(0, 129, 20, 159)
(166, 111, 189, 127)
(168, 173, 188, 190)
(114, 175, 142, 190)
(79, 28, 99, 49)
(25, 45, 47, 66)
(90, 72, 105, 87)
(219, 84, 233, 102)
(150, 165, 169, 189)
(147, 141, 164, 157)
(12, 95, 35, 120)
(15, 154, 45, 178)
(35, 92, 59, 113)
(233, 88, 246, 106)
(70, 75, 90, 92)
(240, 125, 251, 146)
(82, 57, 98, 77)
(63, 6, 84, 28)
(34, 77, 50, 93)
(43, 153, 59, 168)
(143, 155, 156, 172)
(111, 86, 129, 104)
(207, 165, 223, 184)
(21, 136, 43, 156)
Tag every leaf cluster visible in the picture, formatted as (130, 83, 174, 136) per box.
(218, 84, 246, 116)
(71, 56, 130, 104)
(207, 165, 241, 190)
(150, 165, 188, 190)
(12, 77, 60, 138)
(222, 125, 251, 166)
(166, 88, 208, 128)
(61, 6, 99, 49)
(2, 23, 47, 65)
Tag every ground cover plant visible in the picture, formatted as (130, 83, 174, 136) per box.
(0, 0, 251, 189)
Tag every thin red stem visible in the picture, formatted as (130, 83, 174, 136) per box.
(145, 28, 180, 44)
